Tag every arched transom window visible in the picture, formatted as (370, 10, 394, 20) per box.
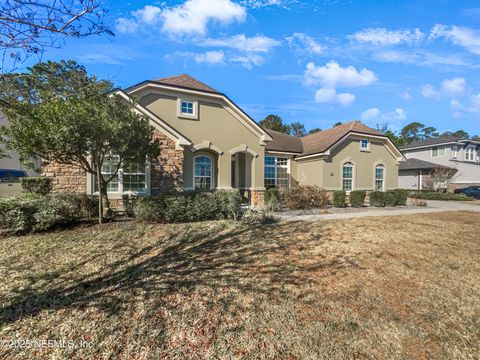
(342, 162, 354, 192)
(375, 165, 385, 191)
(194, 155, 212, 190)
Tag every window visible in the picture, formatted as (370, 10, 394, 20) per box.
(360, 139, 370, 150)
(264, 156, 289, 189)
(194, 155, 212, 190)
(466, 146, 476, 161)
(94, 156, 146, 194)
(342, 162, 353, 192)
(452, 145, 458, 158)
(432, 146, 445, 157)
(375, 165, 385, 191)
(180, 100, 194, 115)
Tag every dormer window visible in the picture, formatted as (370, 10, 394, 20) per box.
(181, 100, 194, 115)
(466, 146, 476, 161)
(360, 139, 369, 151)
(177, 98, 198, 119)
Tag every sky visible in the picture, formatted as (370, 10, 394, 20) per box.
(21, 0, 480, 135)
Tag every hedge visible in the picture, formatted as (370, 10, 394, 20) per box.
(0, 193, 98, 233)
(21, 177, 53, 195)
(283, 186, 330, 210)
(333, 191, 346, 208)
(133, 190, 242, 223)
(393, 189, 408, 206)
(409, 192, 473, 201)
(369, 191, 385, 207)
(350, 190, 366, 207)
(384, 190, 397, 207)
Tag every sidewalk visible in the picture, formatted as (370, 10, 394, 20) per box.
(276, 200, 480, 222)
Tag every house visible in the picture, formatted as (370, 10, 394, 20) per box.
(0, 101, 39, 195)
(43, 74, 403, 206)
(399, 137, 480, 191)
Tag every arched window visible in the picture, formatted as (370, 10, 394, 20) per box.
(342, 162, 354, 192)
(194, 155, 212, 190)
(375, 165, 385, 191)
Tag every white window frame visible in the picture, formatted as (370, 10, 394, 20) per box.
(93, 157, 148, 195)
(264, 156, 289, 189)
(360, 138, 370, 151)
(465, 145, 476, 162)
(374, 165, 385, 191)
(193, 154, 214, 190)
(342, 162, 354, 192)
(432, 146, 446, 158)
(177, 98, 198, 119)
(452, 145, 458, 158)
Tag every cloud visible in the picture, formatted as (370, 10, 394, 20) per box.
(116, 0, 246, 36)
(231, 54, 264, 69)
(304, 61, 377, 88)
(194, 51, 225, 64)
(315, 88, 355, 106)
(304, 61, 377, 106)
(422, 78, 466, 100)
(348, 28, 424, 46)
(430, 24, 480, 55)
(241, 0, 294, 8)
(361, 107, 406, 121)
(201, 34, 280, 52)
(286, 32, 325, 55)
(451, 94, 480, 117)
(372, 49, 471, 67)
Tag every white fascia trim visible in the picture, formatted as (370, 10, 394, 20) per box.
(126, 83, 272, 143)
(114, 90, 191, 147)
(401, 141, 461, 152)
(452, 180, 480, 184)
(265, 150, 300, 156)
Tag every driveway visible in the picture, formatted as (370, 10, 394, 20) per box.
(277, 200, 480, 222)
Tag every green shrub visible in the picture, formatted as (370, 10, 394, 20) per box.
(409, 192, 473, 201)
(384, 190, 397, 207)
(333, 191, 346, 208)
(0, 193, 98, 233)
(133, 190, 242, 223)
(350, 190, 366, 207)
(283, 186, 330, 210)
(21, 177, 53, 195)
(393, 189, 408, 206)
(369, 191, 385, 207)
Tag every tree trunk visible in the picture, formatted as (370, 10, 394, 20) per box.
(100, 182, 110, 219)
(96, 166, 104, 224)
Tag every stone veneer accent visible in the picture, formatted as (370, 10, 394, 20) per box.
(42, 129, 184, 199)
(250, 190, 264, 207)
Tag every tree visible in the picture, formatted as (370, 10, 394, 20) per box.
(0, 1, 112, 73)
(427, 167, 458, 192)
(0, 60, 160, 223)
(259, 114, 290, 134)
(440, 130, 469, 139)
(334, 121, 342, 127)
(398, 122, 439, 145)
(289, 122, 306, 137)
(308, 128, 321, 135)
(376, 123, 400, 146)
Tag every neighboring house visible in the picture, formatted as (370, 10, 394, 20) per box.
(399, 137, 480, 191)
(0, 101, 40, 195)
(43, 74, 403, 206)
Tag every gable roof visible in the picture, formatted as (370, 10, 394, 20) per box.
(400, 136, 461, 150)
(300, 121, 382, 156)
(265, 129, 303, 153)
(152, 74, 220, 94)
(399, 158, 454, 171)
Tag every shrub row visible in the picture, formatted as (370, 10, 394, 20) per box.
(0, 193, 98, 233)
(282, 185, 330, 210)
(21, 177, 53, 195)
(409, 192, 473, 201)
(369, 189, 408, 207)
(133, 190, 242, 223)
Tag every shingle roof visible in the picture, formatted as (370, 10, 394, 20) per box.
(400, 136, 460, 150)
(265, 129, 303, 153)
(300, 121, 382, 156)
(153, 74, 220, 94)
(399, 158, 453, 171)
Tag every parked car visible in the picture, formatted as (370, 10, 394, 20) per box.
(0, 169, 27, 196)
(454, 186, 480, 199)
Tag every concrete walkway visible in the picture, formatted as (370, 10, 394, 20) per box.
(277, 200, 480, 222)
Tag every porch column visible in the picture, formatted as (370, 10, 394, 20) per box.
(217, 152, 232, 189)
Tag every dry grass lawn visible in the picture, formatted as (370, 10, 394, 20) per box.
(0, 211, 479, 359)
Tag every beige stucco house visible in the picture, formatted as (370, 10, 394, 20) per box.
(44, 74, 403, 206)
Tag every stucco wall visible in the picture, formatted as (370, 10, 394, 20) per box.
(296, 137, 399, 190)
(137, 89, 266, 190)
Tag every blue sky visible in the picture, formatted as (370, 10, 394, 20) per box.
(30, 0, 480, 135)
